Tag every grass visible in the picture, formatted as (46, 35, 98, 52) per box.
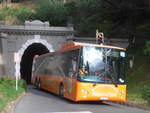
(126, 47, 150, 107)
(0, 77, 26, 112)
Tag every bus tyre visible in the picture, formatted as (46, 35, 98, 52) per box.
(35, 79, 40, 89)
(59, 85, 64, 97)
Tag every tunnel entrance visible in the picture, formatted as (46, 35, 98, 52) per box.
(20, 43, 49, 84)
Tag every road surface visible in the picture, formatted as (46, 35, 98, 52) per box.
(14, 86, 150, 113)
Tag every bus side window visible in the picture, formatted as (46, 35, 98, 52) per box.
(44, 68, 52, 75)
(69, 57, 77, 77)
(68, 53, 78, 77)
(60, 49, 79, 77)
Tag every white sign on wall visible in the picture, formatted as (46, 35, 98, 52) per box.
(14, 52, 20, 63)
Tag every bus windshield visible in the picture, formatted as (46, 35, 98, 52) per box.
(78, 46, 127, 84)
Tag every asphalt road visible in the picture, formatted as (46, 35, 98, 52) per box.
(14, 86, 150, 113)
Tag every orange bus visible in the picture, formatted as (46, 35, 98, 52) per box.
(31, 42, 127, 102)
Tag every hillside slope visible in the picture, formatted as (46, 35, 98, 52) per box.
(127, 49, 150, 106)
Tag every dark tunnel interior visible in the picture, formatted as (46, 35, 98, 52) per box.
(20, 43, 49, 84)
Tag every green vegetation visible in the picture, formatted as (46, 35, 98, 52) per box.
(142, 85, 150, 103)
(127, 45, 150, 107)
(144, 41, 150, 56)
(0, 4, 33, 24)
(0, 0, 150, 38)
(64, 0, 150, 37)
(0, 77, 26, 112)
(33, 0, 68, 26)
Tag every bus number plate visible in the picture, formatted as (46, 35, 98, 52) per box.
(100, 97, 108, 100)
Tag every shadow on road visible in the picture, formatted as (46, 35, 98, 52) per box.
(27, 85, 112, 106)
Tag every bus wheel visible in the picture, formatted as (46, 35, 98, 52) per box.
(35, 79, 40, 89)
(37, 80, 41, 89)
(59, 85, 64, 97)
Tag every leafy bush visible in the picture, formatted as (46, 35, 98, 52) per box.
(16, 7, 33, 23)
(142, 85, 150, 102)
(33, 0, 68, 26)
(0, 5, 33, 24)
(11, 0, 31, 2)
(64, 0, 113, 36)
(18, 78, 27, 90)
(0, 77, 26, 112)
(11, 0, 23, 2)
(144, 41, 150, 56)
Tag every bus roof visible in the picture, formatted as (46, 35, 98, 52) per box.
(61, 42, 126, 50)
(36, 42, 126, 59)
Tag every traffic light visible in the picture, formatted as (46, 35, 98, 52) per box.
(96, 32, 104, 44)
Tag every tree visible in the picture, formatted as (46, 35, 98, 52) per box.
(33, 0, 68, 26)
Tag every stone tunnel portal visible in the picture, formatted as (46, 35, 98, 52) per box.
(20, 43, 49, 84)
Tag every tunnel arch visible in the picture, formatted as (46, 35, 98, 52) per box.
(20, 43, 49, 84)
(15, 35, 54, 84)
